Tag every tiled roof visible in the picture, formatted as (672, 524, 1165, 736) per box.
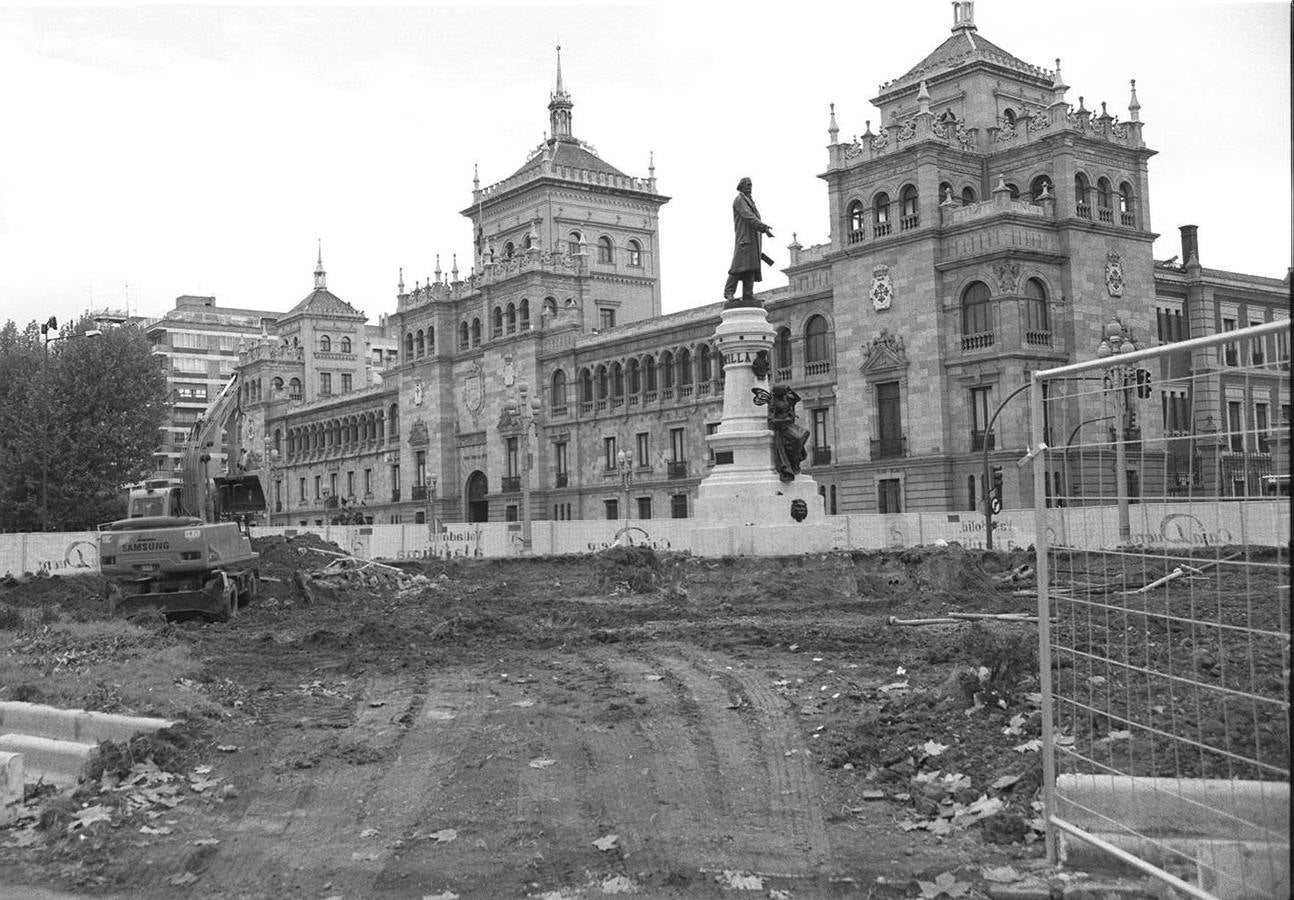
(284, 288, 365, 319)
(878, 29, 1052, 96)
(507, 137, 626, 182)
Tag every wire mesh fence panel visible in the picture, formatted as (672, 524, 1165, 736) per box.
(1031, 319, 1290, 900)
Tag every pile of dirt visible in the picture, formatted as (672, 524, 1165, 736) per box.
(0, 571, 112, 624)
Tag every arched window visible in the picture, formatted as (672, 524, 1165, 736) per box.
(340, 336, 351, 354)
(579, 368, 593, 403)
(597, 236, 613, 264)
(661, 351, 675, 388)
(1074, 173, 1091, 217)
(596, 364, 608, 400)
(1006, 183, 1021, 200)
(519, 299, 530, 330)
(551, 370, 567, 409)
(522, 234, 533, 251)
(699, 343, 712, 381)
(847, 201, 865, 241)
(775, 327, 793, 370)
(644, 355, 657, 392)
(961, 186, 977, 205)
(504, 241, 515, 259)
(1002, 108, 1017, 126)
(471, 318, 481, 346)
(289, 377, 302, 400)
(627, 358, 641, 394)
(459, 321, 469, 350)
(426, 326, 434, 354)
(388, 403, 399, 438)
(492, 306, 503, 338)
(272, 376, 283, 393)
(319, 335, 331, 352)
(873, 192, 891, 234)
(611, 362, 624, 398)
(961, 281, 993, 337)
(1030, 175, 1053, 201)
(542, 296, 557, 318)
(1118, 182, 1134, 225)
(415, 330, 425, 356)
(1097, 177, 1113, 209)
(678, 348, 693, 385)
(404, 333, 414, 358)
(899, 185, 919, 230)
(805, 315, 829, 363)
(506, 302, 517, 334)
(1024, 278, 1049, 334)
(273, 429, 281, 453)
(939, 181, 953, 204)
(627, 240, 642, 267)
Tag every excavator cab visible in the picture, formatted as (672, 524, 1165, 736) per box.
(215, 475, 267, 524)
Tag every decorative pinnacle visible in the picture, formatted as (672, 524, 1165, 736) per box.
(473, 162, 479, 190)
(828, 102, 839, 143)
(1128, 79, 1141, 121)
(1100, 100, 1109, 118)
(434, 254, 442, 280)
(863, 119, 873, 137)
(398, 266, 405, 294)
(917, 80, 931, 115)
(555, 44, 564, 95)
(648, 150, 655, 177)
(313, 239, 326, 289)
(451, 253, 459, 279)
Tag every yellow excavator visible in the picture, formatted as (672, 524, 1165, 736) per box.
(98, 374, 265, 621)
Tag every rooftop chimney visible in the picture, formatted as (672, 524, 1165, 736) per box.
(1179, 225, 1199, 266)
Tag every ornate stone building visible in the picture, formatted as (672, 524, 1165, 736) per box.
(234, 5, 1288, 527)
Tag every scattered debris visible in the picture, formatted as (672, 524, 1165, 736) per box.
(917, 871, 970, 898)
(592, 833, 619, 851)
(715, 870, 764, 890)
(428, 828, 458, 844)
(528, 758, 556, 769)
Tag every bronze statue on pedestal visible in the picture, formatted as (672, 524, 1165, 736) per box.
(724, 177, 775, 307)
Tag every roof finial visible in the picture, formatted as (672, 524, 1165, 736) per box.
(828, 102, 839, 144)
(555, 44, 564, 94)
(648, 150, 655, 178)
(397, 267, 405, 294)
(314, 239, 326, 290)
(434, 254, 442, 282)
(451, 253, 459, 281)
(1128, 78, 1141, 121)
(473, 162, 480, 191)
(951, 1, 976, 31)
(917, 81, 931, 115)
(548, 44, 573, 140)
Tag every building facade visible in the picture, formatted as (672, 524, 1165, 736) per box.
(233, 4, 1289, 528)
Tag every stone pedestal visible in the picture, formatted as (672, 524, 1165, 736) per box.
(693, 306, 824, 553)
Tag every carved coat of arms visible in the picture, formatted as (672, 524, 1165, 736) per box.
(870, 265, 894, 311)
(462, 362, 484, 423)
(1105, 251, 1125, 297)
(991, 261, 1022, 294)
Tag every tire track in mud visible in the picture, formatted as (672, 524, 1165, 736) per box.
(198, 672, 484, 899)
(666, 646, 832, 875)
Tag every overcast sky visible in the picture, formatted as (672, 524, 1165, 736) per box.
(0, 1, 1288, 331)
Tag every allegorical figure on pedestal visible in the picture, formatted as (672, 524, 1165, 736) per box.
(753, 385, 809, 481)
(724, 177, 775, 307)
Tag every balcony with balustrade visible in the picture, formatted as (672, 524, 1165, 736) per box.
(870, 436, 906, 460)
(970, 430, 996, 452)
(667, 461, 688, 479)
(811, 446, 832, 466)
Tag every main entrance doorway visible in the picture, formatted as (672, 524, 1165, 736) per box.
(466, 471, 489, 523)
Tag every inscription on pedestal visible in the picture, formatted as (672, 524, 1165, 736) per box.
(714, 451, 734, 465)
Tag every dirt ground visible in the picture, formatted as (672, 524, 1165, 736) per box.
(0, 539, 1143, 899)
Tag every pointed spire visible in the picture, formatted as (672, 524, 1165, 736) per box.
(648, 150, 655, 178)
(434, 254, 442, 282)
(1050, 57, 1069, 107)
(451, 253, 459, 281)
(548, 44, 573, 140)
(828, 103, 839, 144)
(314, 239, 326, 290)
(1128, 79, 1141, 121)
(473, 162, 480, 191)
(397, 267, 405, 294)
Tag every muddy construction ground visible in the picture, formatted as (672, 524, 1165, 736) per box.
(0, 540, 1132, 899)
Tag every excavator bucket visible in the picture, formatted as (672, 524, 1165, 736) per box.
(214, 475, 266, 520)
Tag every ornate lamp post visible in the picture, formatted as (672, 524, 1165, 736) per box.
(506, 381, 542, 553)
(615, 448, 633, 545)
(1095, 316, 1139, 542)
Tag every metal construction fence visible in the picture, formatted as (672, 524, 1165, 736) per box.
(1031, 319, 1290, 899)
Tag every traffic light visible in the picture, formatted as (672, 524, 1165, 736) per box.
(1135, 368, 1152, 399)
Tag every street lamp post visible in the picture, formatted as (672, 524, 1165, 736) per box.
(981, 380, 1033, 550)
(1096, 316, 1140, 543)
(510, 382, 542, 553)
(1062, 415, 1114, 509)
(38, 318, 103, 531)
(615, 449, 633, 546)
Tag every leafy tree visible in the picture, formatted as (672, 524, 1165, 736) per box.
(0, 315, 168, 531)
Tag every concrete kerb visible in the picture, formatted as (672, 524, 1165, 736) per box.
(1056, 775, 1291, 900)
(0, 751, 22, 824)
(0, 701, 176, 788)
(0, 701, 174, 745)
